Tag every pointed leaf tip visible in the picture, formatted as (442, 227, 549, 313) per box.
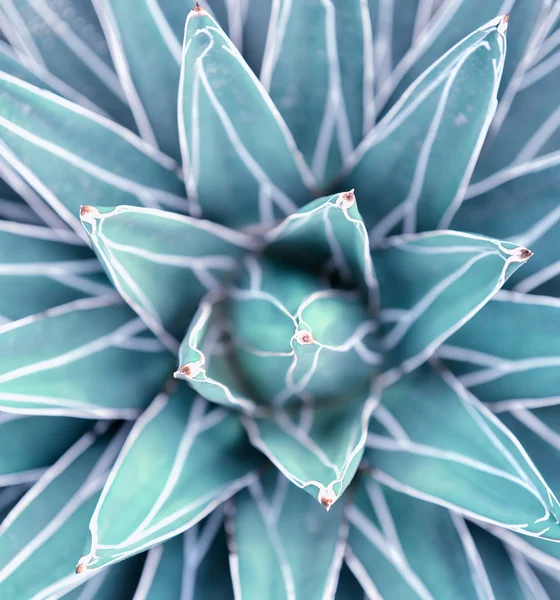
(515, 247, 533, 262)
(193, 2, 202, 12)
(319, 488, 336, 511)
(498, 14, 509, 34)
(75, 561, 86, 575)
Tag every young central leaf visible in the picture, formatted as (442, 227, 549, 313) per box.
(228, 256, 376, 406)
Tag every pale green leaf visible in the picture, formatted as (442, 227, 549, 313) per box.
(0, 296, 173, 419)
(227, 472, 346, 599)
(261, 1, 374, 186)
(366, 363, 560, 540)
(440, 291, 560, 412)
(81, 205, 256, 350)
(0, 413, 90, 486)
(346, 479, 491, 599)
(454, 154, 560, 297)
(128, 512, 234, 600)
(0, 72, 187, 237)
(0, 0, 135, 128)
(0, 221, 113, 323)
(346, 16, 507, 238)
(374, 230, 531, 379)
(179, 6, 313, 229)
(80, 384, 261, 571)
(0, 426, 126, 600)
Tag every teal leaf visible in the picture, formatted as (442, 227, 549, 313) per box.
(374, 230, 532, 380)
(241, 381, 376, 508)
(265, 191, 378, 309)
(81, 205, 256, 350)
(376, 2, 509, 113)
(0, 39, 104, 114)
(260, 1, 374, 186)
(80, 384, 262, 571)
(0, 296, 173, 419)
(0, 426, 126, 600)
(440, 291, 560, 412)
(365, 363, 560, 540)
(92, 0, 187, 160)
(0, 413, 90, 486)
(60, 553, 146, 600)
(178, 6, 313, 229)
(474, 1, 560, 181)
(227, 472, 347, 599)
(467, 524, 528, 600)
(454, 154, 560, 297)
(0, 0, 136, 128)
(346, 479, 492, 599)
(0, 72, 187, 237)
(0, 221, 114, 323)
(127, 511, 234, 600)
(346, 16, 507, 238)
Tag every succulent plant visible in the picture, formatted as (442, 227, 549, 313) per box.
(0, 0, 560, 597)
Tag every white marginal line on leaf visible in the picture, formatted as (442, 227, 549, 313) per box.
(412, 0, 436, 42)
(49, 273, 118, 298)
(91, 474, 257, 571)
(458, 356, 560, 388)
(0, 38, 106, 116)
(225, 0, 245, 52)
(515, 260, 560, 293)
(450, 512, 496, 600)
(381, 251, 495, 351)
(521, 44, 560, 90)
(248, 478, 297, 600)
(83, 424, 132, 491)
(344, 546, 383, 600)
(225, 500, 243, 600)
(489, 396, 560, 414)
(0, 198, 40, 225)
(0, 317, 148, 384)
(437, 344, 511, 369)
(371, 404, 409, 441)
(0, 258, 102, 276)
(322, 508, 349, 600)
(0, 0, 46, 67)
(488, 0, 555, 142)
(0, 141, 84, 237)
(92, 0, 159, 147)
(0, 469, 46, 487)
(74, 567, 112, 600)
(508, 550, 551, 600)
(131, 543, 164, 600)
(0, 433, 96, 535)
(83, 392, 170, 568)
(0, 219, 80, 243)
(440, 366, 559, 517)
(366, 433, 539, 491)
(32, 570, 99, 600)
(347, 505, 434, 600)
(373, 0, 394, 92)
(361, 0, 375, 133)
(366, 480, 406, 561)
(260, 0, 291, 92)
(465, 150, 560, 200)
(513, 105, 560, 166)
(510, 409, 560, 453)
(125, 396, 208, 541)
(146, 0, 182, 64)
(0, 71, 178, 168)
(26, 0, 128, 102)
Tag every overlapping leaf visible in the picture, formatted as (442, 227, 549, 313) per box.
(91, 0, 187, 159)
(0, 426, 126, 600)
(440, 291, 560, 412)
(128, 511, 234, 600)
(376, 1, 510, 113)
(179, 6, 313, 229)
(374, 230, 531, 379)
(0, 72, 187, 236)
(227, 472, 347, 599)
(0, 0, 135, 127)
(0, 296, 173, 418)
(81, 205, 256, 350)
(0, 220, 113, 323)
(366, 363, 560, 539)
(260, 1, 374, 186)
(60, 553, 146, 600)
(0, 412, 91, 487)
(79, 384, 262, 571)
(346, 479, 494, 599)
(474, 2, 560, 180)
(454, 154, 560, 297)
(346, 16, 507, 238)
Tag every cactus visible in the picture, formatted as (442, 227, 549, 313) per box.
(0, 1, 559, 598)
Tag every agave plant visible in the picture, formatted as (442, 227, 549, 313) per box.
(0, 0, 560, 597)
